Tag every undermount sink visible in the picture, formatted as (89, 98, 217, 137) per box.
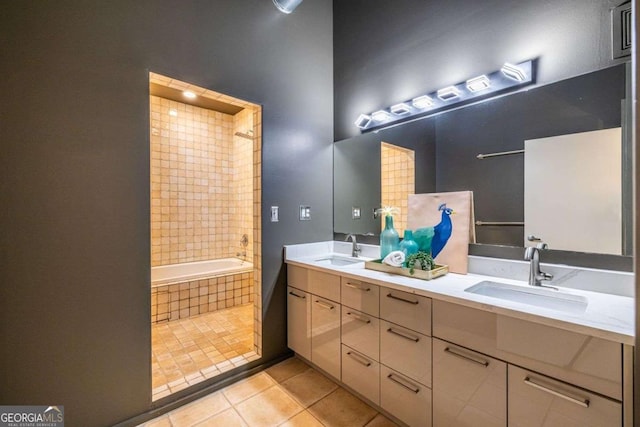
(465, 281, 588, 314)
(313, 255, 364, 267)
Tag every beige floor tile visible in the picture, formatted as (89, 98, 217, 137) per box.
(138, 415, 172, 427)
(169, 391, 231, 426)
(265, 357, 310, 383)
(364, 413, 400, 427)
(280, 368, 338, 407)
(278, 410, 324, 427)
(309, 388, 378, 427)
(234, 386, 303, 427)
(195, 408, 248, 427)
(223, 371, 276, 405)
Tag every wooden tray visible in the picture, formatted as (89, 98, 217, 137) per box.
(364, 259, 449, 280)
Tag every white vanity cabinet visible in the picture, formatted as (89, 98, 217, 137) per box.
(311, 295, 341, 379)
(381, 364, 432, 427)
(287, 286, 311, 360)
(433, 338, 507, 427)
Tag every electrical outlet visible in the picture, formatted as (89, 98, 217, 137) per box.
(270, 206, 279, 222)
(299, 205, 311, 221)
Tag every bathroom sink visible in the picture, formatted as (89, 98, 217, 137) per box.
(465, 281, 588, 314)
(313, 255, 364, 267)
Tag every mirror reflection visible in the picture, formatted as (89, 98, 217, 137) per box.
(334, 64, 631, 256)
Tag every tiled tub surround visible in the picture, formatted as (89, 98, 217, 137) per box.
(152, 271, 254, 324)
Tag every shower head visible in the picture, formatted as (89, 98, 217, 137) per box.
(234, 131, 254, 140)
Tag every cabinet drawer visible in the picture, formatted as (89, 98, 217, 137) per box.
(380, 288, 431, 335)
(310, 270, 341, 302)
(381, 365, 432, 427)
(311, 296, 341, 380)
(341, 345, 380, 405)
(287, 286, 311, 360)
(341, 277, 379, 316)
(341, 308, 379, 360)
(508, 365, 621, 427)
(433, 300, 622, 400)
(433, 338, 506, 427)
(380, 320, 431, 387)
(287, 265, 309, 292)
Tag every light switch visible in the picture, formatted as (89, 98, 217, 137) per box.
(352, 206, 361, 219)
(299, 205, 311, 221)
(270, 206, 279, 222)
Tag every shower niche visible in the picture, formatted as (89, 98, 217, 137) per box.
(148, 72, 262, 401)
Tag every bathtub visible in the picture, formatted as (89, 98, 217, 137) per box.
(151, 258, 253, 287)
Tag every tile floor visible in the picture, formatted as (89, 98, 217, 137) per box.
(139, 357, 399, 427)
(152, 304, 258, 400)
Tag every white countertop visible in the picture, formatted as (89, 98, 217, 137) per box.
(284, 242, 635, 345)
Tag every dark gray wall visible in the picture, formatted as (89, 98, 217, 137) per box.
(0, 1, 333, 426)
(334, 0, 623, 141)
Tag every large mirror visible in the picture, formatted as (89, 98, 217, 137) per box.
(334, 63, 632, 258)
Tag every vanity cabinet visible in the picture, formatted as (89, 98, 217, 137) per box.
(381, 364, 432, 427)
(311, 295, 341, 379)
(341, 344, 380, 405)
(287, 286, 311, 360)
(433, 338, 507, 427)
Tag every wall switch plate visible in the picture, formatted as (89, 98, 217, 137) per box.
(299, 205, 311, 221)
(270, 206, 279, 222)
(352, 206, 361, 219)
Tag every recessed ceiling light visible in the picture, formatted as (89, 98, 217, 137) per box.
(437, 86, 461, 101)
(390, 103, 412, 115)
(183, 91, 197, 99)
(501, 63, 527, 82)
(412, 95, 434, 109)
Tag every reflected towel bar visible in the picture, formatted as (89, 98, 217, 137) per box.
(475, 221, 525, 226)
(476, 149, 524, 159)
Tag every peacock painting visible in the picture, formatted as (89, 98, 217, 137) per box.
(414, 203, 454, 258)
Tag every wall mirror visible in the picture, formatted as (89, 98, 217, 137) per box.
(334, 63, 632, 261)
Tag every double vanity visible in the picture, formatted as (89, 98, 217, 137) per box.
(284, 241, 634, 427)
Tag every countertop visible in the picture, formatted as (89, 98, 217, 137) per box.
(284, 243, 635, 346)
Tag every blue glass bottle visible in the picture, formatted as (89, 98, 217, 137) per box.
(380, 215, 400, 259)
(399, 229, 419, 259)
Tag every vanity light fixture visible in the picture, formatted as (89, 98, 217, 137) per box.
(372, 110, 393, 122)
(273, 0, 303, 14)
(354, 114, 372, 129)
(466, 75, 491, 92)
(501, 63, 527, 82)
(437, 86, 461, 101)
(355, 59, 534, 132)
(412, 95, 434, 109)
(390, 103, 412, 115)
(183, 90, 197, 99)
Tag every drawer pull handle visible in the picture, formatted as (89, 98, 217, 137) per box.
(347, 312, 371, 324)
(387, 373, 420, 394)
(345, 282, 371, 292)
(523, 377, 590, 408)
(288, 291, 306, 299)
(347, 351, 372, 367)
(387, 327, 420, 342)
(386, 293, 419, 305)
(444, 347, 489, 367)
(314, 300, 335, 310)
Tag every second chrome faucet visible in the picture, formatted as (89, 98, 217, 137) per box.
(524, 236, 553, 287)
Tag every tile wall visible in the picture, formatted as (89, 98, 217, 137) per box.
(380, 142, 415, 237)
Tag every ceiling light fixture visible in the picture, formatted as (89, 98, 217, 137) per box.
(169, 109, 178, 117)
(273, 0, 303, 14)
(355, 59, 534, 132)
(183, 91, 197, 99)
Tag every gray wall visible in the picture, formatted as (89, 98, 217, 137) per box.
(334, 0, 623, 141)
(0, 1, 333, 426)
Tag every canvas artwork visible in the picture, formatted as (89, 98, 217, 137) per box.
(407, 191, 475, 274)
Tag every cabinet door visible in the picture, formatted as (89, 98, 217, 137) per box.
(381, 364, 432, 427)
(311, 296, 341, 380)
(508, 365, 622, 427)
(380, 288, 431, 336)
(341, 277, 379, 316)
(287, 265, 309, 292)
(341, 308, 379, 360)
(309, 270, 341, 302)
(287, 286, 311, 360)
(380, 320, 431, 387)
(341, 345, 380, 405)
(433, 338, 506, 427)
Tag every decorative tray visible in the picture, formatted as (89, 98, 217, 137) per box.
(364, 259, 449, 280)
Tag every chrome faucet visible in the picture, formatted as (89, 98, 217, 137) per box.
(345, 234, 361, 257)
(524, 236, 553, 287)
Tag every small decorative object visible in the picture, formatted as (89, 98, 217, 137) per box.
(377, 206, 400, 259)
(364, 257, 448, 281)
(413, 227, 435, 253)
(399, 229, 419, 259)
(382, 250, 405, 267)
(405, 251, 435, 275)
